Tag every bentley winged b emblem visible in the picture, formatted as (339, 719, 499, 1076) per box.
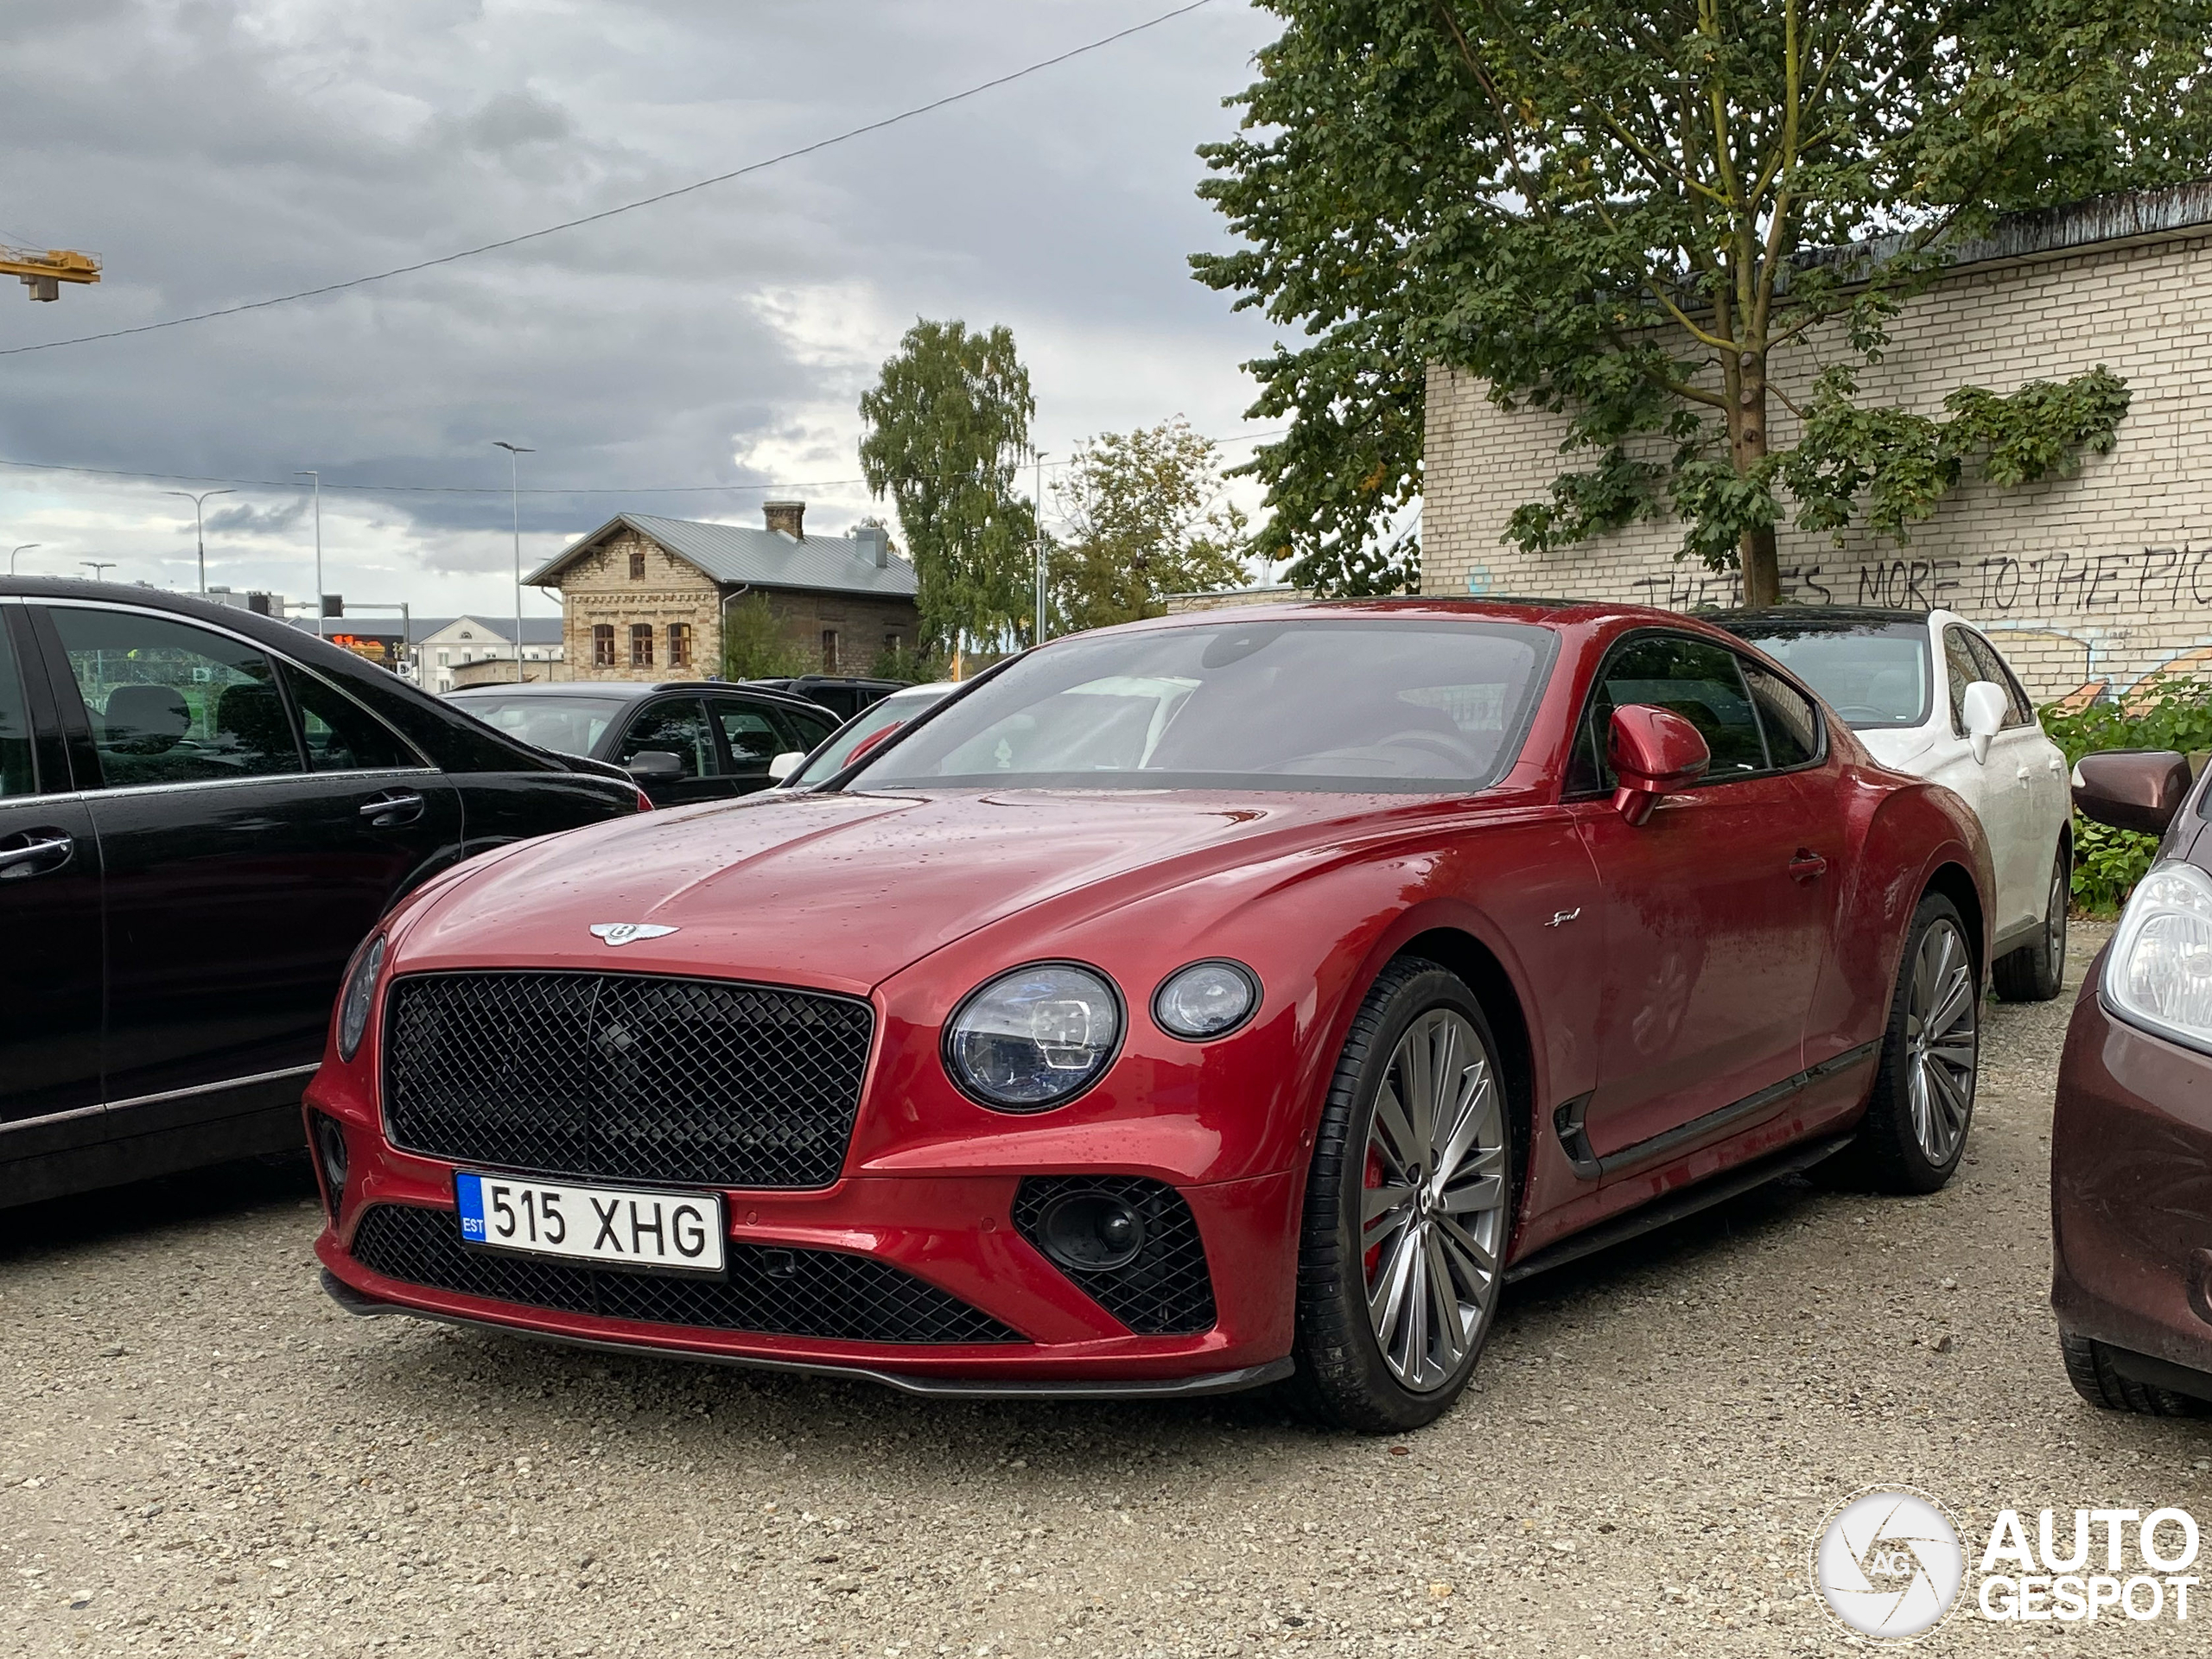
(589, 923, 679, 947)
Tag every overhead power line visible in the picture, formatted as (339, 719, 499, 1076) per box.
(0, 0, 1218, 359)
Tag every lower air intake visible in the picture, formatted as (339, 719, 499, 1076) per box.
(1012, 1176, 1217, 1336)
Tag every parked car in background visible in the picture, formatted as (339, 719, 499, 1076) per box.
(444, 680, 839, 808)
(0, 578, 648, 1208)
(1711, 607, 2071, 1001)
(741, 675, 906, 722)
(2052, 746, 2212, 1414)
(771, 681, 957, 788)
(312, 599, 1990, 1433)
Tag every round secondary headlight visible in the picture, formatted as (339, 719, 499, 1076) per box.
(1153, 960, 1260, 1040)
(2104, 860, 2212, 1053)
(944, 963, 1122, 1110)
(336, 933, 386, 1062)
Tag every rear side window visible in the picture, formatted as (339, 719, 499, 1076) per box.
(1741, 664, 1822, 768)
(779, 705, 837, 751)
(48, 607, 303, 787)
(0, 622, 35, 797)
(1569, 633, 1769, 791)
(281, 664, 416, 772)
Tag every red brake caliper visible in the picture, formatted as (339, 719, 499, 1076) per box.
(1363, 1143, 1387, 1279)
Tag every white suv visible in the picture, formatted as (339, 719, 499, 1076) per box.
(1713, 607, 2072, 1001)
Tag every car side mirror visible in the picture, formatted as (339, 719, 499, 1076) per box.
(1961, 681, 2007, 764)
(624, 750, 684, 785)
(767, 751, 804, 783)
(2072, 749, 2193, 837)
(1610, 704, 1711, 827)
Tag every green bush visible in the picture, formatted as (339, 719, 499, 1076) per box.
(2039, 676, 2212, 913)
(719, 594, 812, 680)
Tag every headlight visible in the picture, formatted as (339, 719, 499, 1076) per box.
(2103, 861, 2212, 1053)
(336, 933, 386, 1062)
(944, 963, 1122, 1110)
(1153, 960, 1260, 1040)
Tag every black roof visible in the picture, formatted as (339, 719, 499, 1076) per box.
(1701, 605, 1930, 628)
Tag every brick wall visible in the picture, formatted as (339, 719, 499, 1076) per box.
(1423, 221, 2212, 704)
(553, 527, 921, 680)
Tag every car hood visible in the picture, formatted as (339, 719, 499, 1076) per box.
(391, 787, 1427, 995)
(1853, 726, 1937, 772)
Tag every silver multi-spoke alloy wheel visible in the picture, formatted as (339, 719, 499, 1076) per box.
(1905, 918, 1978, 1165)
(1361, 1009, 1508, 1392)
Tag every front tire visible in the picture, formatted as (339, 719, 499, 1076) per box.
(1289, 959, 1516, 1434)
(1827, 893, 1980, 1195)
(1992, 842, 2068, 1002)
(2060, 1331, 2207, 1416)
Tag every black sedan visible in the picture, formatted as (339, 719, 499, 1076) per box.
(442, 679, 840, 807)
(1, 578, 647, 1207)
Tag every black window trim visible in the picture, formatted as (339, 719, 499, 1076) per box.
(1562, 626, 1830, 802)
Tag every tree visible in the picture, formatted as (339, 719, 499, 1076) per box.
(719, 594, 810, 679)
(1049, 419, 1252, 632)
(1194, 3, 2212, 603)
(858, 320, 1039, 652)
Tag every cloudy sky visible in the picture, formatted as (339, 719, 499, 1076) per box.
(0, 0, 1285, 623)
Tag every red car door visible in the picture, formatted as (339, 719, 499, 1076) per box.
(1563, 632, 1841, 1170)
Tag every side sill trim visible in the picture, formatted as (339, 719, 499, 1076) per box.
(104, 1063, 319, 1117)
(1588, 1039, 1879, 1180)
(319, 1270, 1294, 1400)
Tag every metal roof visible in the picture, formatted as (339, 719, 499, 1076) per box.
(406, 614, 566, 645)
(527, 513, 918, 600)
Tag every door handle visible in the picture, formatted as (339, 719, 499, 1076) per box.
(1788, 850, 1829, 881)
(0, 830, 73, 880)
(359, 791, 425, 829)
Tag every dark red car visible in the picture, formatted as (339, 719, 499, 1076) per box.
(2052, 748, 2212, 1414)
(308, 601, 1991, 1432)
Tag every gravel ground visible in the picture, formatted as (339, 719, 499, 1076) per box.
(8, 918, 2210, 1659)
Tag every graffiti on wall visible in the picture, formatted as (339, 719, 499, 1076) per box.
(1629, 543, 2208, 615)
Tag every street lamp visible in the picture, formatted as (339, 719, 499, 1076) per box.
(80, 560, 115, 582)
(493, 442, 534, 683)
(295, 470, 322, 637)
(9, 543, 39, 575)
(163, 489, 234, 594)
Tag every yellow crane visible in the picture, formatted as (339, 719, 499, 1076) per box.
(0, 245, 99, 302)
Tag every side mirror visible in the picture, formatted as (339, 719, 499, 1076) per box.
(1610, 704, 1711, 826)
(2073, 749, 2193, 837)
(767, 751, 805, 783)
(624, 750, 684, 785)
(1962, 681, 2007, 765)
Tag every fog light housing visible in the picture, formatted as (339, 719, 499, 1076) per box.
(311, 1112, 349, 1218)
(1034, 1188, 1147, 1273)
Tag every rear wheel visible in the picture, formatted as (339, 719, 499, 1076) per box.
(2060, 1331, 2207, 1416)
(1289, 960, 1515, 1434)
(1827, 894, 1980, 1194)
(1993, 843, 2068, 1002)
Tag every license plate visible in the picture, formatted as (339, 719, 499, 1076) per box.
(454, 1172, 726, 1274)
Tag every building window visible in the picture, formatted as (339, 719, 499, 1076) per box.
(592, 625, 615, 668)
(628, 548, 646, 581)
(884, 632, 901, 654)
(668, 622, 692, 670)
(821, 629, 839, 673)
(630, 624, 654, 668)
(437, 650, 450, 667)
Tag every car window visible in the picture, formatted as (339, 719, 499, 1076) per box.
(1567, 633, 1769, 792)
(779, 705, 838, 752)
(1961, 630, 2035, 728)
(791, 690, 947, 786)
(1741, 663, 1821, 768)
(49, 607, 303, 787)
(1724, 619, 1930, 728)
(0, 624, 34, 798)
(708, 699, 782, 775)
(281, 664, 416, 771)
(617, 698, 715, 778)
(854, 620, 1554, 793)
(1942, 626, 1982, 737)
(452, 693, 626, 758)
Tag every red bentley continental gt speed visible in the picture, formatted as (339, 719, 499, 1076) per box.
(308, 600, 1992, 1432)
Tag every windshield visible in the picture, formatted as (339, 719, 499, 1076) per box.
(1724, 622, 1931, 729)
(849, 619, 1554, 793)
(452, 695, 626, 757)
(791, 686, 951, 786)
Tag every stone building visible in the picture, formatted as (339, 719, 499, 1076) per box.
(526, 503, 920, 684)
(1423, 184, 2212, 703)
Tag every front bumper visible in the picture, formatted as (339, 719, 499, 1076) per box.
(2050, 972, 2212, 1389)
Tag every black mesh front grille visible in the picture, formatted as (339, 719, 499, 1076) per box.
(1012, 1177, 1217, 1336)
(348, 1205, 1022, 1345)
(383, 972, 873, 1189)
